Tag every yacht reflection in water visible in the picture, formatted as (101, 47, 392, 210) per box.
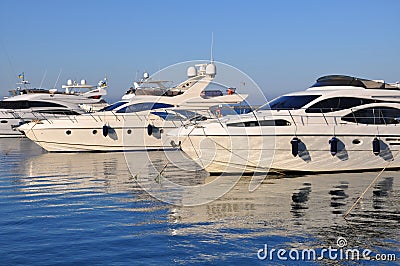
(329, 181, 349, 215)
(373, 177, 394, 210)
(16, 147, 400, 243)
(291, 182, 312, 219)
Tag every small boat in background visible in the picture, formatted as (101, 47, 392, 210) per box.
(0, 74, 108, 137)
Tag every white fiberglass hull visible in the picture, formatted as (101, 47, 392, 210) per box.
(19, 113, 183, 152)
(176, 124, 400, 173)
(0, 121, 24, 137)
(0, 112, 25, 137)
(0, 110, 85, 138)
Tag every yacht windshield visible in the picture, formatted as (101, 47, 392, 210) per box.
(99, 101, 128, 112)
(259, 95, 321, 110)
(116, 102, 174, 113)
(174, 109, 203, 119)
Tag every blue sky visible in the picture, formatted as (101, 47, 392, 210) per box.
(1, 0, 399, 102)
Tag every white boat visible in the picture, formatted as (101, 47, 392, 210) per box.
(18, 63, 248, 151)
(0, 75, 108, 137)
(172, 75, 400, 173)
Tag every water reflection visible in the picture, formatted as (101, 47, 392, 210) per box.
(3, 139, 400, 253)
(373, 177, 393, 210)
(329, 181, 349, 214)
(291, 182, 312, 219)
(18, 152, 134, 195)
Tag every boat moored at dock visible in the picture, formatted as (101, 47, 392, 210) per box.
(0, 74, 108, 137)
(18, 63, 248, 151)
(172, 75, 400, 173)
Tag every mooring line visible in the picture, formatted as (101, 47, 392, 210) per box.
(343, 148, 400, 219)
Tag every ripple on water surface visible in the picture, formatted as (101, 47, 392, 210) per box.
(0, 139, 398, 264)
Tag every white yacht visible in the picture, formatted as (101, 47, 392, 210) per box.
(18, 63, 248, 151)
(0, 75, 108, 137)
(172, 75, 400, 173)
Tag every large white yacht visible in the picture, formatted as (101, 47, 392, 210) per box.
(172, 75, 400, 173)
(0, 75, 108, 137)
(18, 63, 248, 151)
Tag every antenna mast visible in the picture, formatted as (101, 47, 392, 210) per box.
(210, 32, 214, 62)
(54, 68, 62, 89)
(39, 69, 47, 89)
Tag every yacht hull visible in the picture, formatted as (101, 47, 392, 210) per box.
(0, 114, 24, 137)
(19, 114, 183, 152)
(0, 110, 86, 138)
(175, 74, 400, 173)
(177, 125, 400, 173)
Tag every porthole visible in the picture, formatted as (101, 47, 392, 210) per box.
(0, 120, 7, 123)
(127, 129, 132, 134)
(92, 129, 98, 135)
(66, 130, 71, 135)
(352, 139, 362, 145)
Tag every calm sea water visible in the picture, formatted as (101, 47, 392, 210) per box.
(0, 139, 398, 265)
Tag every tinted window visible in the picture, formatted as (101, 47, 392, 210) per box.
(266, 119, 291, 126)
(118, 103, 146, 113)
(0, 100, 66, 109)
(151, 111, 184, 121)
(259, 95, 321, 110)
(29, 101, 66, 108)
(227, 119, 291, 127)
(306, 97, 377, 113)
(0, 101, 29, 109)
(201, 90, 223, 98)
(117, 102, 174, 113)
(33, 110, 81, 115)
(100, 101, 128, 112)
(342, 107, 400, 124)
(174, 110, 201, 119)
(227, 121, 258, 127)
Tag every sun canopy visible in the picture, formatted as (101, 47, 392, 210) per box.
(311, 75, 399, 90)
